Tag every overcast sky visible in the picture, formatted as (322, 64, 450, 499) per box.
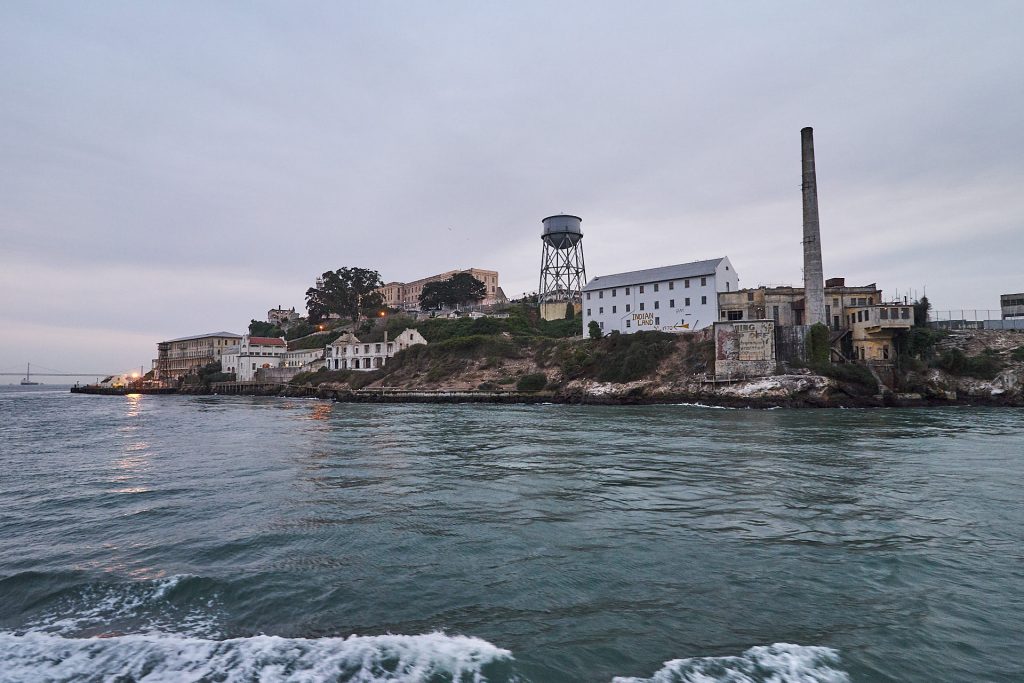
(2, 1, 1022, 376)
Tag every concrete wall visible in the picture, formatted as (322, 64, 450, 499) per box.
(775, 324, 811, 364)
(714, 320, 776, 379)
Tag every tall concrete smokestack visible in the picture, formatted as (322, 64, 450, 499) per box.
(801, 126, 826, 327)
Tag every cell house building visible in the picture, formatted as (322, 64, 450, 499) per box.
(581, 257, 738, 335)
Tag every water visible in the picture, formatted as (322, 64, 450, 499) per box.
(1, 386, 1021, 682)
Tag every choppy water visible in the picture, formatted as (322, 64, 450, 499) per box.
(1, 386, 1021, 682)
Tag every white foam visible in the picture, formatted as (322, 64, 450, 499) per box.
(0, 631, 513, 683)
(25, 574, 220, 638)
(611, 643, 849, 683)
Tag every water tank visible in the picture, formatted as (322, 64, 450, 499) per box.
(541, 214, 583, 250)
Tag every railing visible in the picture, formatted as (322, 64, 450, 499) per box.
(929, 310, 1024, 330)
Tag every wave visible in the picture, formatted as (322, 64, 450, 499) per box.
(612, 643, 849, 683)
(0, 631, 515, 683)
(16, 574, 222, 638)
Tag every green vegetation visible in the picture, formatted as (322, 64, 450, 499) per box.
(935, 348, 1003, 380)
(516, 373, 548, 392)
(540, 331, 679, 383)
(1012, 346, 1024, 362)
(806, 323, 831, 366)
(182, 361, 235, 387)
(588, 320, 601, 339)
(289, 331, 343, 350)
(248, 320, 284, 337)
(284, 319, 314, 340)
(808, 361, 878, 393)
(305, 267, 384, 323)
(410, 305, 580, 342)
(418, 272, 487, 310)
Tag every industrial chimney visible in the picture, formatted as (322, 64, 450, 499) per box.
(801, 127, 826, 327)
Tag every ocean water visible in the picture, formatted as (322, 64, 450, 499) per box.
(0, 385, 1021, 682)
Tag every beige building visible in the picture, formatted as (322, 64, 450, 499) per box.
(377, 268, 506, 310)
(153, 331, 242, 381)
(718, 278, 883, 330)
(847, 304, 914, 361)
(718, 279, 913, 364)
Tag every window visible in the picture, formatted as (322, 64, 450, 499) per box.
(868, 297, 874, 305)
(721, 310, 728, 319)
(612, 289, 617, 297)
(728, 310, 743, 320)
(726, 282, 730, 291)
(747, 292, 754, 302)
(639, 302, 645, 311)
(375, 344, 381, 353)
(685, 279, 690, 288)
(587, 308, 591, 316)
(880, 308, 889, 319)
(833, 298, 839, 307)
(685, 297, 690, 306)
(883, 345, 890, 360)
(655, 317, 660, 325)
(653, 283, 659, 292)
(640, 285, 645, 294)
(612, 306, 617, 313)
(901, 308, 910, 319)
(857, 311, 863, 322)
(669, 281, 675, 290)
(599, 291, 604, 299)
(654, 301, 660, 309)
(599, 322, 604, 330)
(599, 307, 604, 314)
(586, 292, 591, 300)
(772, 306, 779, 322)
(701, 277, 707, 286)
(625, 287, 630, 295)
(669, 299, 675, 308)
(626, 320, 631, 328)
(625, 304, 631, 312)
(701, 296, 707, 305)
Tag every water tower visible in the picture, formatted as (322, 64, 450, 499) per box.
(538, 214, 587, 321)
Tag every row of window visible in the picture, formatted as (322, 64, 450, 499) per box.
(1003, 298, 1024, 307)
(329, 343, 395, 356)
(587, 277, 709, 300)
(850, 308, 910, 324)
(587, 296, 707, 317)
(594, 317, 665, 331)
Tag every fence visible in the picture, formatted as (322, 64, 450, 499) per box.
(929, 310, 1024, 331)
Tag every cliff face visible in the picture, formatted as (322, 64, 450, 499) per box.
(286, 328, 1024, 408)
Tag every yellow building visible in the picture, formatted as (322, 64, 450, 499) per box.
(153, 331, 242, 381)
(377, 268, 506, 310)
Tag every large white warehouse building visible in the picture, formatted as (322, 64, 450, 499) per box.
(581, 257, 738, 334)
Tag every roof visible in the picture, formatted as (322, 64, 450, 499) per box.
(582, 258, 725, 291)
(247, 336, 286, 346)
(162, 331, 242, 343)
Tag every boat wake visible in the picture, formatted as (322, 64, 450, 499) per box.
(613, 643, 850, 683)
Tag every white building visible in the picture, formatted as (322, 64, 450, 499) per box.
(325, 328, 428, 371)
(582, 258, 739, 335)
(283, 347, 325, 369)
(221, 336, 288, 381)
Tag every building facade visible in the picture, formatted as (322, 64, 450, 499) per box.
(153, 332, 242, 381)
(325, 328, 428, 371)
(376, 268, 506, 310)
(846, 304, 914, 362)
(220, 336, 288, 382)
(718, 278, 883, 331)
(268, 306, 302, 328)
(582, 258, 738, 335)
(1001, 293, 1024, 320)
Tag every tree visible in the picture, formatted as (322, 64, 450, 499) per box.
(588, 320, 602, 339)
(418, 273, 487, 310)
(305, 267, 384, 322)
(564, 302, 575, 320)
(248, 320, 284, 337)
(913, 296, 931, 327)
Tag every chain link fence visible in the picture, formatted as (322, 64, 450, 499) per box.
(929, 310, 1024, 330)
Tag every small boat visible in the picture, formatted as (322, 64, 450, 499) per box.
(20, 363, 40, 386)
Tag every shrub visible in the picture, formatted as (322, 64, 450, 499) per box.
(1012, 346, 1024, 362)
(806, 323, 830, 366)
(810, 361, 878, 393)
(588, 320, 602, 339)
(935, 348, 1004, 380)
(516, 373, 548, 391)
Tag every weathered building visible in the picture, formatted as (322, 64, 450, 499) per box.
(376, 269, 506, 310)
(325, 328, 428, 371)
(582, 258, 739, 335)
(846, 304, 914, 361)
(267, 306, 302, 328)
(718, 279, 883, 331)
(714, 320, 776, 379)
(1001, 293, 1024, 320)
(153, 331, 242, 381)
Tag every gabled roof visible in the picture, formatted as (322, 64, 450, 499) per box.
(163, 331, 242, 343)
(582, 258, 726, 291)
(247, 336, 286, 346)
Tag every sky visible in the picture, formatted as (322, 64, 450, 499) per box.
(2, 1, 1022, 375)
